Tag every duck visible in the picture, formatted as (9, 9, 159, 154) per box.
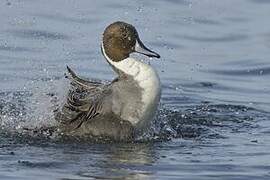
(56, 21, 161, 141)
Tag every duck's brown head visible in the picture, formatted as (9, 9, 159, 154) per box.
(102, 21, 160, 62)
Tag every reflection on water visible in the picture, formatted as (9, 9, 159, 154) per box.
(1, 0, 270, 179)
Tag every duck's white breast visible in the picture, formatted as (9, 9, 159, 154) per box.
(107, 57, 161, 127)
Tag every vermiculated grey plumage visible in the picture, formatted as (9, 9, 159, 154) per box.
(55, 66, 144, 141)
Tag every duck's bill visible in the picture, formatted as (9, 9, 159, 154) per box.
(135, 39, 160, 58)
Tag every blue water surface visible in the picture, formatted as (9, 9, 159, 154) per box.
(1, 0, 270, 179)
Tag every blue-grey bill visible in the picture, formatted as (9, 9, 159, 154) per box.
(135, 39, 160, 58)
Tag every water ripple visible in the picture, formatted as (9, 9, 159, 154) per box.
(149, 41, 185, 49)
(181, 34, 248, 43)
(249, 0, 270, 4)
(33, 13, 99, 24)
(206, 66, 270, 76)
(161, 0, 191, 5)
(192, 18, 221, 26)
(17, 160, 64, 169)
(7, 29, 70, 40)
(0, 45, 38, 52)
(153, 103, 262, 140)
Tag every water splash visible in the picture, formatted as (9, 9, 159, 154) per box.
(0, 77, 68, 133)
(0, 77, 267, 143)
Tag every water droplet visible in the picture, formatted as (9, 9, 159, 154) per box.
(137, 6, 143, 13)
(188, 2, 193, 8)
(6, 0, 11, 6)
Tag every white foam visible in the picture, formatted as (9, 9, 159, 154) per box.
(0, 77, 69, 131)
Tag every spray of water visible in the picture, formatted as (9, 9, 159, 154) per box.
(0, 74, 263, 143)
(0, 76, 69, 135)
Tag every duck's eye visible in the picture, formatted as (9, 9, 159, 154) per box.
(121, 29, 130, 39)
(122, 33, 128, 39)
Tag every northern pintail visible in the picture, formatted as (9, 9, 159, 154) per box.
(56, 21, 161, 141)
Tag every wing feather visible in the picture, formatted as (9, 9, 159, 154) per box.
(56, 66, 111, 129)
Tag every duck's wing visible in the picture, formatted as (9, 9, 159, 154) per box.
(56, 66, 112, 130)
(66, 66, 104, 89)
